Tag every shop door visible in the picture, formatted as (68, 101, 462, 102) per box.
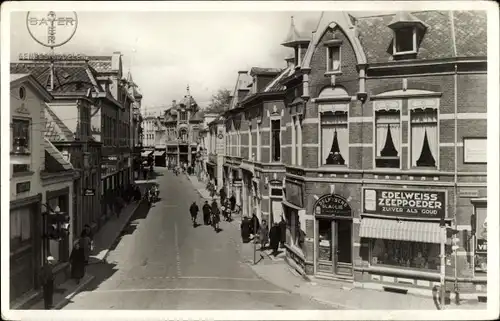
(317, 218, 334, 274)
(334, 219, 353, 276)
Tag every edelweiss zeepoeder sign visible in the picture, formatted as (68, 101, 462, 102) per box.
(363, 188, 447, 219)
(26, 11, 78, 47)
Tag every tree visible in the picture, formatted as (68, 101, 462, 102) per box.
(205, 88, 231, 114)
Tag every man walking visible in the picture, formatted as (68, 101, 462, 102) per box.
(211, 199, 220, 231)
(202, 200, 211, 225)
(269, 222, 281, 256)
(41, 256, 55, 309)
(219, 187, 226, 205)
(279, 215, 287, 248)
(189, 201, 199, 226)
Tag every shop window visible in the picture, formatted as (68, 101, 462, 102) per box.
(394, 27, 416, 54)
(368, 239, 451, 271)
(474, 204, 487, 274)
(327, 46, 341, 73)
(10, 207, 32, 252)
(318, 219, 332, 261)
(11, 118, 31, 173)
(321, 112, 348, 166)
(411, 109, 438, 168)
(375, 111, 400, 168)
(285, 208, 305, 255)
(271, 119, 281, 162)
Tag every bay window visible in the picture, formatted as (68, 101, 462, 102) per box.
(321, 111, 348, 166)
(375, 104, 401, 168)
(410, 109, 438, 168)
(271, 119, 281, 162)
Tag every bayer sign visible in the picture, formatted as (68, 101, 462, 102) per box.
(26, 11, 78, 48)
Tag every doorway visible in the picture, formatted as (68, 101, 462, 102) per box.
(316, 218, 353, 277)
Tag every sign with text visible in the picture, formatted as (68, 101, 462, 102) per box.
(83, 188, 95, 196)
(363, 188, 446, 219)
(26, 11, 78, 48)
(463, 137, 487, 164)
(314, 194, 352, 217)
(18, 52, 87, 61)
(16, 181, 31, 194)
(285, 181, 303, 208)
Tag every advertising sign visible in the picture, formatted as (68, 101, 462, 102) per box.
(363, 188, 446, 219)
(285, 181, 303, 208)
(314, 194, 351, 217)
(26, 11, 78, 48)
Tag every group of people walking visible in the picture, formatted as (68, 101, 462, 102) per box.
(189, 199, 226, 232)
(241, 214, 287, 256)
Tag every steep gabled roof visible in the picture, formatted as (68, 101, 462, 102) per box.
(44, 104, 74, 141)
(263, 65, 295, 93)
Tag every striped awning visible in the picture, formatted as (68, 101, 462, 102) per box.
(359, 217, 441, 244)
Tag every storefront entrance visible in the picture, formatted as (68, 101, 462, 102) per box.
(314, 194, 353, 278)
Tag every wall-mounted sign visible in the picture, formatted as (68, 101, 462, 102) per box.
(314, 194, 352, 217)
(26, 11, 78, 48)
(83, 188, 95, 196)
(458, 188, 480, 198)
(363, 188, 447, 219)
(16, 181, 31, 194)
(18, 52, 87, 61)
(463, 137, 487, 164)
(285, 181, 303, 208)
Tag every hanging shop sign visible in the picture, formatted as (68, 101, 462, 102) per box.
(363, 188, 447, 219)
(285, 180, 304, 208)
(83, 188, 95, 196)
(26, 11, 78, 48)
(314, 194, 351, 217)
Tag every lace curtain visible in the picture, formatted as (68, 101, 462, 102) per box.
(376, 113, 401, 157)
(411, 110, 438, 167)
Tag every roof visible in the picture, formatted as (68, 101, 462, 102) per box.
(356, 10, 487, 63)
(263, 65, 295, 92)
(88, 56, 113, 73)
(10, 73, 54, 102)
(44, 104, 74, 141)
(11, 62, 101, 95)
(282, 16, 310, 47)
(229, 72, 253, 109)
(44, 138, 74, 171)
(249, 67, 282, 76)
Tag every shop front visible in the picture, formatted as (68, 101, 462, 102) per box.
(10, 194, 42, 303)
(153, 149, 166, 167)
(314, 193, 353, 278)
(356, 187, 451, 292)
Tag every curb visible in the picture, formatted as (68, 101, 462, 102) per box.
(53, 274, 95, 310)
(99, 199, 144, 263)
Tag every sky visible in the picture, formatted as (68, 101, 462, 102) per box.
(9, 10, 390, 116)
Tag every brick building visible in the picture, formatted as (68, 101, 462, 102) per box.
(218, 11, 487, 298)
(274, 11, 487, 298)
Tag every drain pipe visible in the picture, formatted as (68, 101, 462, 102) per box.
(453, 62, 460, 305)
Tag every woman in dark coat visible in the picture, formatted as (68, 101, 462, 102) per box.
(269, 223, 281, 256)
(70, 240, 86, 284)
(202, 201, 211, 225)
(250, 213, 260, 236)
(279, 216, 287, 248)
(211, 200, 220, 231)
(240, 217, 251, 243)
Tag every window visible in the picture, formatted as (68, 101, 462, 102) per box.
(237, 130, 241, 157)
(321, 112, 348, 166)
(369, 239, 451, 272)
(10, 207, 32, 251)
(394, 27, 416, 54)
(410, 109, 438, 168)
(271, 119, 281, 162)
(19, 86, 26, 100)
(256, 123, 261, 162)
(327, 46, 341, 73)
(291, 117, 296, 165)
(375, 111, 400, 168)
(296, 118, 302, 166)
(179, 111, 187, 121)
(11, 118, 31, 173)
(248, 126, 252, 160)
(285, 208, 305, 255)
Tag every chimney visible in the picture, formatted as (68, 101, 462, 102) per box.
(111, 51, 121, 71)
(285, 56, 295, 68)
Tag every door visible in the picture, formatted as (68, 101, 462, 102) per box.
(334, 219, 353, 276)
(316, 218, 334, 274)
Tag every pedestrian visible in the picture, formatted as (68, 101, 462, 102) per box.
(70, 240, 86, 284)
(223, 199, 232, 221)
(219, 187, 226, 205)
(240, 216, 251, 243)
(269, 222, 281, 256)
(211, 199, 220, 231)
(229, 193, 236, 211)
(80, 224, 93, 264)
(259, 220, 269, 250)
(250, 212, 260, 236)
(189, 201, 199, 225)
(41, 255, 55, 309)
(202, 200, 211, 225)
(279, 215, 287, 248)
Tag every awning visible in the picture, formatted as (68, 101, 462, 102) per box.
(141, 151, 153, 157)
(359, 217, 441, 244)
(153, 151, 165, 156)
(282, 199, 303, 211)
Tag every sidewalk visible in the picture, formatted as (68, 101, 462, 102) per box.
(250, 259, 487, 310)
(26, 185, 150, 310)
(186, 174, 218, 200)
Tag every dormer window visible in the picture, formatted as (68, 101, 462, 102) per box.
(388, 12, 427, 57)
(393, 27, 417, 54)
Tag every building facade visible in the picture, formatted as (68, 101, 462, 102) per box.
(10, 74, 78, 307)
(217, 11, 487, 298)
(161, 88, 204, 168)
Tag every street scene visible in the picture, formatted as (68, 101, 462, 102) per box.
(4, 2, 496, 320)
